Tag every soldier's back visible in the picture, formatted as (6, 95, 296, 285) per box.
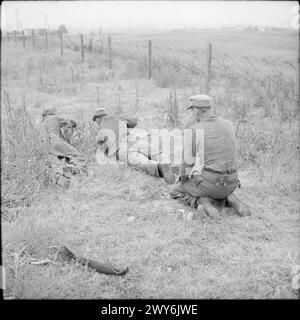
(193, 116, 237, 172)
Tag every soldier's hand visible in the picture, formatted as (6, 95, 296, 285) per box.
(179, 175, 189, 184)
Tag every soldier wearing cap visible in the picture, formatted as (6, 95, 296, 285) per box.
(92, 108, 109, 122)
(170, 95, 251, 218)
(93, 108, 176, 184)
(92, 107, 138, 157)
(39, 108, 87, 188)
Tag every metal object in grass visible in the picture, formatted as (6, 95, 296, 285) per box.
(54, 245, 128, 276)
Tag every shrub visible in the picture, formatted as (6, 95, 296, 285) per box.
(1, 91, 56, 219)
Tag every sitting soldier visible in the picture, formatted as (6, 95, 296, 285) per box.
(93, 108, 176, 184)
(170, 95, 251, 218)
(39, 108, 88, 188)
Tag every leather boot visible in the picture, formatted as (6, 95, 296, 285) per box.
(56, 175, 71, 189)
(198, 196, 221, 219)
(196, 204, 206, 219)
(226, 193, 251, 217)
(158, 163, 177, 185)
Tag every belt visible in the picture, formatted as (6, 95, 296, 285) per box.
(204, 168, 237, 175)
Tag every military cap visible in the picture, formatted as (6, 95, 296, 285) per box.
(93, 108, 107, 121)
(187, 95, 211, 109)
(42, 107, 58, 117)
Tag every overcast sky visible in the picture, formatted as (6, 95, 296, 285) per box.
(1, 1, 298, 31)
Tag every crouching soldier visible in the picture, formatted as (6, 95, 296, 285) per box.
(39, 108, 88, 188)
(93, 108, 176, 184)
(170, 95, 251, 218)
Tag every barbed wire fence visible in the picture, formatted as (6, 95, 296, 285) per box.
(2, 30, 298, 105)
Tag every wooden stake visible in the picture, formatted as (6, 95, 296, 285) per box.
(296, 47, 299, 109)
(148, 40, 152, 79)
(45, 29, 48, 52)
(60, 32, 64, 55)
(80, 34, 84, 60)
(89, 38, 93, 52)
(206, 42, 212, 95)
(22, 30, 25, 47)
(32, 30, 35, 48)
(108, 36, 112, 69)
(96, 86, 100, 107)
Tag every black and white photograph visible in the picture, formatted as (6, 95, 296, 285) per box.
(1, 0, 299, 303)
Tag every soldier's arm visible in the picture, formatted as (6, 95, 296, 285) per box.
(94, 131, 109, 155)
(95, 131, 107, 145)
(119, 116, 138, 128)
(179, 128, 196, 181)
(98, 142, 109, 155)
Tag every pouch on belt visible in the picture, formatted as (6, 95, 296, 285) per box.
(216, 175, 229, 187)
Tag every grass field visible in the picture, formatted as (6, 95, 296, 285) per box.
(1, 29, 299, 299)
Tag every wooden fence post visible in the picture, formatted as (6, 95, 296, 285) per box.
(108, 36, 112, 69)
(22, 30, 25, 47)
(89, 38, 93, 52)
(96, 86, 100, 107)
(148, 40, 152, 79)
(32, 30, 35, 48)
(60, 32, 63, 55)
(14, 30, 17, 44)
(80, 34, 84, 60)
(205, 42, 212, 95)
(45, 29, 48, 52)
(296, 48, 300, 107)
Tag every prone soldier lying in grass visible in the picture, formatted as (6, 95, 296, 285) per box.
(38, 108, 88, 188)
(93, 108, 176, 184)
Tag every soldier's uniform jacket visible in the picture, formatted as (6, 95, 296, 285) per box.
(180, 115, 238, 177)
(39, 115, 87, 168)
(96, 115, 138, 158)
(39, 115, 69, 143)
